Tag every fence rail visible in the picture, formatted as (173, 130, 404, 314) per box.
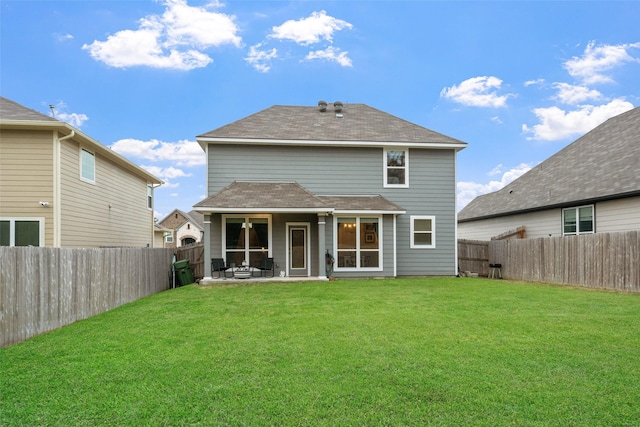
(1, 247, 175, 347)
(458, 231, 639, 292)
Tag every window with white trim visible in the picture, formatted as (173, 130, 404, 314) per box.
(165, 233, 174, 243)
(80, 148, 95, 183)
(223, 214, 272, 268)
(147, 184, 153, 209)
(335, 216, 381, 270)
(411, 215, 435, 248)
(384, 148, 408, 187)
(0, 218, 44, 246)
(563, 205, 594, 235)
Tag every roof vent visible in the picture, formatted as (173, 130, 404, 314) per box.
(334, 101, 343, 112)
(318, 100, 327, 112)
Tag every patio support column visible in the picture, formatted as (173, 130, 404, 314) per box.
(203, 214, 212, 278)
(317, 213, 327, 279)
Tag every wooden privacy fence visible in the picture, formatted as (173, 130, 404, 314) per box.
(458, 231, 639, 292)
(0, 247, 175, 347)
(176, 242, 204, 280)
(458, 239, 490, 277)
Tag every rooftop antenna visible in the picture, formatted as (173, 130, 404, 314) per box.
(49, 104, 56, 118)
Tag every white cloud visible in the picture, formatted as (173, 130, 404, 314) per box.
(522, 99, 634, 141)
(48, 101, 89, 128)
(269, 10, 352, 45)
(245, 43, 278, 72)
(564, 41, 640, 85)
(304, 46, 352, 67)
(524, 78, 544, 87)
(110, 138, 205, 167)
(141, 165, 190, 187)
(440, 76, 513, 108)
(82, 0, 240, 70)
(552, 83, 602, 105)
(457, 163, 533, 210)
(54, 33, 73, 42)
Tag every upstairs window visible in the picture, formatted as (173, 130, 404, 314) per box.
(384, 148, 408, 187)
(563, 205, 594, 235)
(147, 184, 153, 209)
(80, 148, 95, 183)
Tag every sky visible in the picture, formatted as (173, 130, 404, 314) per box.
(2, 0, 639, 221)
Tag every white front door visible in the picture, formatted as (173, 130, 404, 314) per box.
(287, 223, 309, 277)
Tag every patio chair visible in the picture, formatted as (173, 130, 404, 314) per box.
(252, 257, 275, 277)
(211, 258, 227, 278)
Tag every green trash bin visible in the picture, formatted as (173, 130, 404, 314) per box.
(173, 259, 195, 286)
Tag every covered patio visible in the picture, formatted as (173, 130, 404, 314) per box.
(193, 181, 405, 281)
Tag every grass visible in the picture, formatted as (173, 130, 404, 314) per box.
(1, 278, 639, 426)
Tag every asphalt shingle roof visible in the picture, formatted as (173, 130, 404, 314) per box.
(197, 103, 467, 147)
(458, 106, 640, 221)
(193, 181, 405, 213)
(0, 97, 58, 122)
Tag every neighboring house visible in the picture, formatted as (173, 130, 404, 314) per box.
(157, 209, 205, 248)
(0, 96, 163, 247)
(458, 106, 640, 240)
(153, 223, 173, 248)
(193, 101, 467, 279)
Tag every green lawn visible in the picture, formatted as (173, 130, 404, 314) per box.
(1, 278, 639, 426)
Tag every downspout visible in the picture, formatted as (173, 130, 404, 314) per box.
(54, 130, 75, 247)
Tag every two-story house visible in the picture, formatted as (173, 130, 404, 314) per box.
(0, 96, 162, 247)
(458, 106, 640, 240)
(193, 101, 467, 279)
(158, 209, 205, 248)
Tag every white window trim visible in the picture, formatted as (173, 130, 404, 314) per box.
(147, 184, 153, 210)
(0, 217, 45, 247)
(410, 215, 436, 249)
(221, 214, 272, 263)
(333, 216, 383, 272)
(79, 147, 96, 184)
(383, 147, 409, 188)
(562, 205, 595, 236)
(165, 233, 174, 243)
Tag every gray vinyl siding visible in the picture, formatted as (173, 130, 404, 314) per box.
(458, 196, 640, 240)
(208, 144, 458, 276)
(596, 197, 640, 232)
(59, 138, 153, 248)
(458, 210, 561, 240)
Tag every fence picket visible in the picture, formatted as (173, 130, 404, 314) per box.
(1, 247, 174, 348)
(458, 231, 639, 292)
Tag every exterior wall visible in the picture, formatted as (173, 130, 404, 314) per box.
(59, 136, 153, 247)
(458, 196, 640, 240)
(158, 211, 187, 248)
(207, 144, 458, 276)
(596, 196, 640, 232)
(176, 222, 202, 246)
(458, 209, 561, 241)
(0, 129, 55, 246)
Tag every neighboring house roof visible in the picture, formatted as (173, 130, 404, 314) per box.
(193, 181, 406, 214)
(459, 106, 640, 222)
(0, 96, 162, 185)
(197, 103, 467, 150)
(185, 210, 205, 230)
(159, 208, 205, 231)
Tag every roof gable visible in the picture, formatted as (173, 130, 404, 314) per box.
(459, 106, 640, 221)
(197, 103, 467, 149)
